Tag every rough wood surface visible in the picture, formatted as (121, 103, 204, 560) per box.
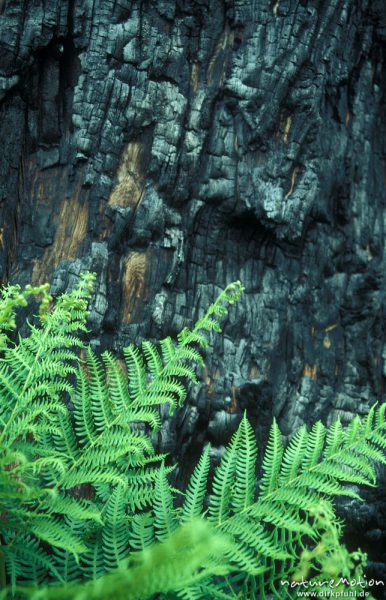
(0, 0, 385, 582)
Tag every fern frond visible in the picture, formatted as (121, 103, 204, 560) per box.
(86, 348, 113, 432)
(1, 270, 384, 600)
(4, 535, 63, 588)
(302, 420, 326, 469)
(208, 424, 242, 525)
(312, 461, 375, 487)
(123, 345, 147, 399)
(52, 546, 81, 583)
(222, 537, 265, 575)
(279, 425, 308, 484)
(333, 452, 377, 483)
(244, 501, 315, 537)
(259, 418, 283, 497)
(102, 352, 130, 413)
(142, 341, 163, 379)
(102, 484, 131, 570)
(153, 465, 179, 542)
(215, 404, 386, 591)
(61, 467, 127, 488)
(79, 533, 105, 580)
(159, 336, 176, 365)
(323, 418, 345, 458)
(125, 482, 157, 511)
(41, 495, 102, 524)
(295, 471, 361, 498)
(30, 518, 88, 555)
(72, 366, 95, 445)
(353, 439, 386, 464)
(12, 520, 233, 600)
(232, 413, 257, 513)
(181, 445, 211, 523)
(178, 583, 235, 600)
(129, 513, 155, 552)
(375, 403, 386, 427)
(177, 329, 209, 349)
(51, 411, 78, 463)
(121, 407, 161, 430)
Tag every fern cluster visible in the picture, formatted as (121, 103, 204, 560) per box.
(9, 519, 232, 600)
(0, 275, 244, 594)
(166, 408, 386, 598)
(0, 274, 384, 600)
(0, 273, 96, 586)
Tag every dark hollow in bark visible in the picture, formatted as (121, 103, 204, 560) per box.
(0, 0, 385, 585)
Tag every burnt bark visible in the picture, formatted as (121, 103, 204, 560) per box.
(1, 0, 385, 584)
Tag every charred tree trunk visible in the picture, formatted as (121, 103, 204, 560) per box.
(1, 0, 385, 581)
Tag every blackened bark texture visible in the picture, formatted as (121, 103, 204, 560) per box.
(1, 0, 385, 581)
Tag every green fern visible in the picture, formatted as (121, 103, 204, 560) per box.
(1, 520, 233, 600)
(181, 445, 211, 523)
(143, 408, 386, 598)
(0, 274, 97, 588)
(1, 274, 384, 599)
(0, 276, 244, 590)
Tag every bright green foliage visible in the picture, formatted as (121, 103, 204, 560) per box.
(0, 273, 97, 588)
(0, 275, 244, 593)
(181, 445, 211, 523)
(290, 502, 376, 599)
(0, 274, 384, 600)
(0, 520, 232, 600)
(0, 282, 52, 349)
(145, 409, 386, 598)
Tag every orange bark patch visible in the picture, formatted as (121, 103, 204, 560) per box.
(32, 185, 88, 284)
(191, 63, 200, 92)
(207, 27, 233, 86)
(203, 367, 221, 397)
(203, 367, 213, 396)
(303, 364, 317, 380)
(121, 252, 148, 322)
(108, 142, 145, 208)
(249, 363, 260, 379)
(276, 112, 292, 144)
(25, 163, 69, 207)
(229, 385, 239, 413)
(19, 159, 89, 284)
(323, 335, 331, 349)
(283, 115, 292, 144)
(285, 165, 299, 199)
